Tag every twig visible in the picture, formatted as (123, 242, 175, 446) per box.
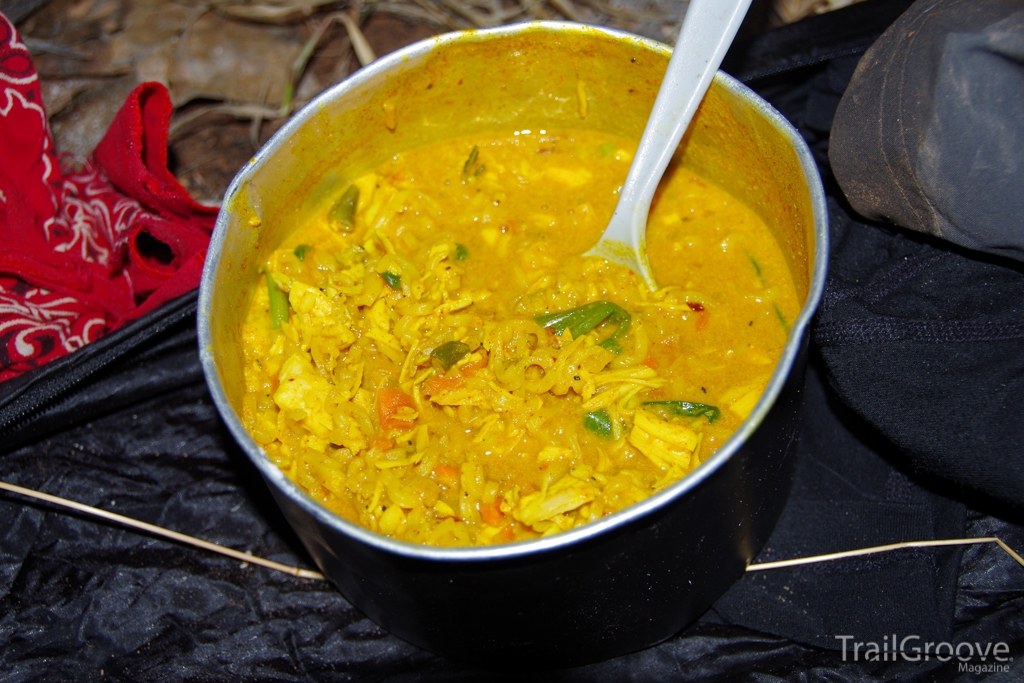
(0, 480, 326, 581)
(747, 537, 1024, 572)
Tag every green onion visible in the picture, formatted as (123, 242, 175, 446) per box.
(642, 400, 720, 424)
(430, 340, 471, 371)
(462, 145, 480, 176)
(773, 303, 790, 333)
(534, 301, 632, 354)
(294, 244, 311, 261)
(454, 244, 469, 261)
(598, 143, 615, 156)
(266, 271, 289, 329)
(328, 184, 360, 231)
(748, 254, 762, 278)
(381, 271, 402, 290)
(583, 409, 612, 437)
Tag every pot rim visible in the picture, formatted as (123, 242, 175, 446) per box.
(198, 20, 829, 563)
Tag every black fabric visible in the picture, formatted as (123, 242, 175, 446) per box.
(815, 205, 1024, 506)
(712, 357, 967, 653)
(1, 1, 1023, 679)
(829, 0, 1024, 263)
(721, 0, 916, 81)
(0, 291, 201, 453)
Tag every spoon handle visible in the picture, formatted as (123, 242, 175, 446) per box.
(620, 0, 752, 208)
(589, 0, 751, 290)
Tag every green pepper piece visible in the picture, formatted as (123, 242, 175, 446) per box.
(534, 301, 632, 354)
(642, 400, 721, 424)
(454, 244, 469, 261)
(583, 409, 612, 437)
(430, 340, 471, 372)
(266, 271, 289, 329)
(380, 271, 402, 290)
(328, 184, 360, 231)
(294, 244, 311, 261)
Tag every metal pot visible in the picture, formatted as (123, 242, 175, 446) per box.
(198, 22, 828, 668)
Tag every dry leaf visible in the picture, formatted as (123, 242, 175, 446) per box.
(38, 77, 103, 117)
(103, 0, 195, 75)
(167, 11, 304, 106)
(48, 73, 139, 158)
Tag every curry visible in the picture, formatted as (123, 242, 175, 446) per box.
(239, 128, 798, 546)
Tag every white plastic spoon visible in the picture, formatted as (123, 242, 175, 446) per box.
(586, 0, 753, 290)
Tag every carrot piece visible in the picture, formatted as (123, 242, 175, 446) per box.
(646, 387, 667, 401)
(377, 387, 416, 431)
(423, 352, 487, 397)
(498, 524, 516, 542)
(480, 497, 505, 527)
(642, 355, 659, 369)
(693, 310, 709, 333)
(370, 436, 395, 452)
(457, 351, 488, 376)
(433, 465, 459, 486)
(424, 376, 466, 396)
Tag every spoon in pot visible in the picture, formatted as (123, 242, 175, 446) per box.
(585, 0, 752, 290)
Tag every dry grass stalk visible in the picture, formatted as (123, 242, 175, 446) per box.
(375, 0, 463, 28)
(169, 102, 282, 140)
(214, 0, 340, 22)
(0, 479, 326, 581)
(748, 537, 1024, 572)
(338, 11, 377, 65)
(578, 0, 649, 22)
(546, 0, 584, 22)
(772, 0, 864, 25)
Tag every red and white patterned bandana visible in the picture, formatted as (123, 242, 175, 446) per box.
(0, 12, 217, 382)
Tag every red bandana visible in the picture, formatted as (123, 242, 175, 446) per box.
(0, 13, 216, 382)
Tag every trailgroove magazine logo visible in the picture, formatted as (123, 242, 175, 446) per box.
(836, 635, 1012, 671)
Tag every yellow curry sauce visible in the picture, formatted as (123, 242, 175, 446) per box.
(240, 130, 799, 546)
